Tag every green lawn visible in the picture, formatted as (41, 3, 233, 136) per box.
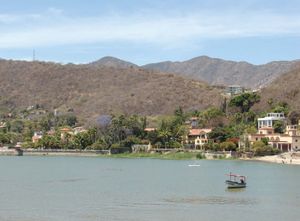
(98, 151, 206, 160)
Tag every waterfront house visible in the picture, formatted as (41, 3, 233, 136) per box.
(246, 113, 299, 152)
(185, 128, 212, 149)
(247, 122, 300, 152)
(32, 131, 43, 143)
(60, 127, 88, 140)
(60, 127, 73, 140)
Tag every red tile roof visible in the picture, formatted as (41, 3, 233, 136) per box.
(189, 128, 212, 136)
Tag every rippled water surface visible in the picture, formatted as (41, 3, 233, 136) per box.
(0, 156, 299, 221)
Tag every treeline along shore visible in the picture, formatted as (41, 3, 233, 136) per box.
(1, 91, 300, 165)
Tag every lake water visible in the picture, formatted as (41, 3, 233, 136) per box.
(0, 156, 299, 221)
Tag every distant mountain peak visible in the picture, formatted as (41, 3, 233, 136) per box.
(142, 56, 299, 89)
(88, 56, 138, 69)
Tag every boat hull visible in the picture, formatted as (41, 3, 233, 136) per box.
(225, 180, 246, 188)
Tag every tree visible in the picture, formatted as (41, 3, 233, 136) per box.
(156, 115, 188, 148)
(272, 102, 289, 115)
(229, 93, 260, 113)
(273, 120, 284, 133)
(55, 114, 77, 127)
(36, 135, 61, 149)
(198, 107, 225, 127)
(10, 120, 24, 133)
(174, 106, 185, 124)
(121, 136, 143, 148)
(73, 132, 93, 150)
(208, 127, 228, 143)
(22, 121, 34, 142)
(220, 141, 237, 151)
(39, 116, 52, 131)
(252, 141, 280, 156)
(261, 137, 269, 146)
(252, 141, 267, 149)
(91, 140, 107, 150)
(21, 141, 35, 149)
(0, 133, 10, 144)
(146, 130, 159, 145)
(126, 115, 145, 138)
(158, 126, 172, 148)
(288, 111, 300, 125)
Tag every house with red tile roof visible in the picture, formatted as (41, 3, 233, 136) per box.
(185, 128, 212, 149)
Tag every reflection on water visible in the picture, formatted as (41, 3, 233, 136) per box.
(59, 178, 86, 183)
(45, 178, 86, 183)
(225, 188, 247, 193)
(164, 196, 258, 205)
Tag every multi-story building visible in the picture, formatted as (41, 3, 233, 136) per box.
(257, 112, 286, 128)
(247, 113, 300, 152)
(185, 128, 212, 149)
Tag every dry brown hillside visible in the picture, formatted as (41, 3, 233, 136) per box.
(143, 56, 299, 89)
(0, 60, 223, 121)
(255, 65, 300, 111)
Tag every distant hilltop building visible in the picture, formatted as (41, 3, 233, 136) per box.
(224, 85, 244, 96)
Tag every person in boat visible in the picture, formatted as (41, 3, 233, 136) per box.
(240, 178, 245, 184)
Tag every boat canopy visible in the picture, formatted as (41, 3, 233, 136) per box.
(226, 173, 246, 181)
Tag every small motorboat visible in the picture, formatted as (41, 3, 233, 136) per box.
(225, 173, 246, 189)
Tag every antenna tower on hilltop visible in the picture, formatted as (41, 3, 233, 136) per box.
(32, 49, 36, 61)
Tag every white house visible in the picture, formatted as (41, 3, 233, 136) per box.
(257, 112, 286, 128)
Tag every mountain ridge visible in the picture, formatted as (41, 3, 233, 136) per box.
(254, 65, 300, 112)
(2, 55, 299, 90)
(85, 55, 299, 88)
(0, 59, 223, 122)
(142, 56, 300, 89)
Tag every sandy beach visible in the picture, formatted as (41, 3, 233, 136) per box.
(254, 152, 300, 165)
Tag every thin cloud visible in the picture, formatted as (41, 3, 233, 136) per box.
(0, 9, 300, 49)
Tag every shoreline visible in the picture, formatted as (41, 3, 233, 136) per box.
(4, 149, 300, 165)
(21, 149, 109, 157)
(252, 152, 300, 165)
(16, 149, 225, 160)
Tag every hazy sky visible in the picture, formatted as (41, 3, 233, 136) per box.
(1, 0, 300, 64)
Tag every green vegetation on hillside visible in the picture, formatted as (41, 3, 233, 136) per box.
(1, 91, 296, 158)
